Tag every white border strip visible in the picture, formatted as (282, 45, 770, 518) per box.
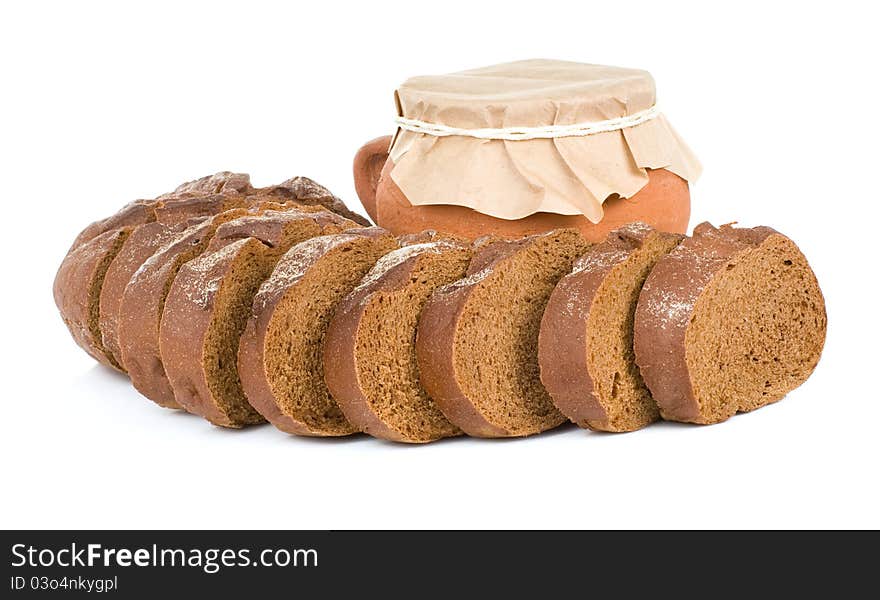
(394, 105, 660, 141)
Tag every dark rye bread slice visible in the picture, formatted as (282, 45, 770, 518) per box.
(238, 229, 398, 436)
(416, 229, 591, 437)
(54, 227, 133, 371)
(324, 240, 473, 443)
(117, 208, 253, 408)
(158, 209, 360, 427)
(99, 220, 196, 368)
(539, 223, 684, 432)
(634, 222, 827, 424)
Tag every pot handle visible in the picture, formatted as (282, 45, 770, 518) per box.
(353, 135, 392, 223)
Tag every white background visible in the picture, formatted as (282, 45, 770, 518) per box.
(1, 1, 877, 529)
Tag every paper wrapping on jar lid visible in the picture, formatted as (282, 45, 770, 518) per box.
(388, 59, 702, 223)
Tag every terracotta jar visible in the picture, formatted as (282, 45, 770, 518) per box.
(354, 60, 700, 242)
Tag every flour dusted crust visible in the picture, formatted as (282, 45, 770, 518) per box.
(159, 209, 359, 427)
(238, 228, 397, 436)
(205, 207, 359, 252)
(323, 240, 471, 442)
(633, 222, 827, 424)
(538, 223, 683, 431)
(69, 202, 155, 253)
(69, 172, 253, 252)
(157, 171, 254, 198)
(67, 171, 367, 253)
(256, 176, 371, 226)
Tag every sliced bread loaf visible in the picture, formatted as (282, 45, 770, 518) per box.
(117, 208, 252, 408)
(416, 229, 590, 437)
(539, 223, 684, 432)
(54, 227, 133, 371)
(634, 222, 827, 424)
(158, 209, 359, 427)
(324, 240, 473, 443)
(238, 229, 398, 436)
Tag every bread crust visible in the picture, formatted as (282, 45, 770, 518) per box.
(633, 222, 783, 422)
(69, 202, 155, 253)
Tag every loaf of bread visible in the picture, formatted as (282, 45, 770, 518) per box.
(416, 229, 590, 437)
(159, 209, 360, 427)
(324, 240, 473, 443)
(56, 174, 826, 441)
(539, 223, 683, 432)
(633, 222, 826, 424)
(238, 229, 398, 436)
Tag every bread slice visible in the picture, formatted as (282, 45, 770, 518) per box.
(539, 223, 684, 432)
(416, 229, 590, 437)
(158, 209, 359, 427)
(238, 229, 398, 436)
(324, 240, 473, 443)
(99, 220, 195, 369)
(634, 222, 827, 424)
(117, 208, 252, 408)
(54, 227, 133, 371)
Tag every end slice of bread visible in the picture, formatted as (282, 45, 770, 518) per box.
(54, 227, 132, 371)
(238, 229, 398, 436)
(324, 240, 473, 443)
(634, 222, 827, 424)
(539, 223, 683, 432)
(416, 229, 591, 437)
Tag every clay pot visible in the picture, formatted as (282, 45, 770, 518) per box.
(354, 136, 690, 242)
